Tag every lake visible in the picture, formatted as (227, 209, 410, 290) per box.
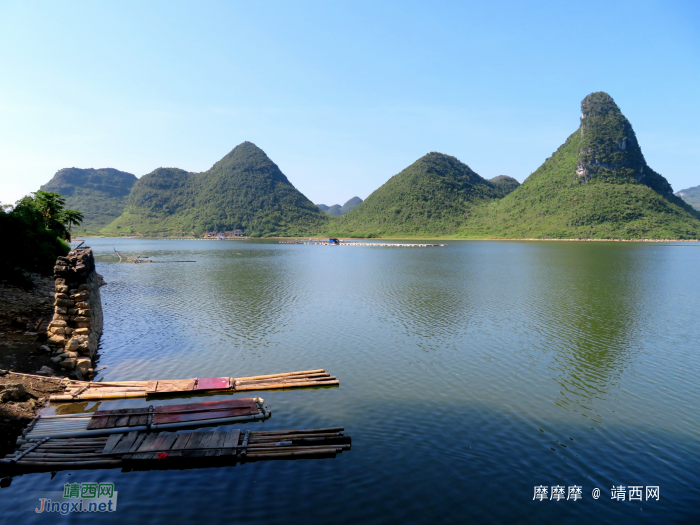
(1, 238, 699, 524)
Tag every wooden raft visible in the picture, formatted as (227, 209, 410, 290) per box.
(20, 398, 270, 443)
(49, 369, 338, 402)
(2, 428, 350, 473)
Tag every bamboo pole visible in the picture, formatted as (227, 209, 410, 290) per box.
(233, 369, 325, 381)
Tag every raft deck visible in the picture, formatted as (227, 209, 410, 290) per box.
(2, 427, 350, 473)
(50, 369, 338, 402)
(19, 398, 270, 443)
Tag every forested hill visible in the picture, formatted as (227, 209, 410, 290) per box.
(40, 168, 137, 232)
(460, 92, 700, 239)
(103, 142, 328, 237)
(328, 152, 512, 237)
(317, 196, 364, 216)
(676, 185, 700, 210)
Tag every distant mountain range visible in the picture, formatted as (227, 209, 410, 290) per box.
(456, 92, 700, 239)
(34, 92, 700, 240)
(317, 197, 363, 216)
(676, 185, 700, 211)
(40, 168, 137, 232)
(101, 142, 327, 237)
(330, 154, 519, 236)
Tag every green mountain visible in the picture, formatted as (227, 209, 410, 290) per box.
(460, 92, 700, 239)
(317, 196, 364, 216)
(40, 168, 137, 232)
(676, 185, 700, 210)
(103, 142, 328, 237)
(329, 152, 507, 236)
(489, 176, 520, 198)
(340, 196, 363, 214)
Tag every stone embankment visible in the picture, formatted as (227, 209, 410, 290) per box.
(46, 248, 104, 379)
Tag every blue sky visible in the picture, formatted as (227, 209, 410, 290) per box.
(1, 0, 698, 206)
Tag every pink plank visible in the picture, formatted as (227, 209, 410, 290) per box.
(154, 399, 255, 413)
(195, 377, 231, 390)
(153, 407, 259, 424)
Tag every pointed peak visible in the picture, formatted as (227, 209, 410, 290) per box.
(580, 92, 620, 120)
(209, 141, 276, 173)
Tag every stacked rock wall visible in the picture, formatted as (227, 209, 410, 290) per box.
(46, 248, 104, 378)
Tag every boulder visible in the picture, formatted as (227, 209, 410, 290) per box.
(76, 358, 92, 372)
(54, 299, 74, 307)
(60, 358, 77, 370)
(36, 366, 55, 376)
(48, 334, 66, 345)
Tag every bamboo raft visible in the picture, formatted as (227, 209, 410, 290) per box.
(49, 369, 339, 402)
(19, 398, 270, 443)
(2, 428, 350, 473)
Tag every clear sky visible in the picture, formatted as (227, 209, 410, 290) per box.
(1, 0, 698, 206)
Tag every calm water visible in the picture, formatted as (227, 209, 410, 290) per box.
(2, 239, 699, 524)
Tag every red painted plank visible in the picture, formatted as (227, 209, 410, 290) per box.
(195, 377, 231, 390)
(153, 406, 259, 424)
(154, 398, 256, 413)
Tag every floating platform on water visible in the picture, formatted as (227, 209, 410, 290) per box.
(2, 427, 350, 474)
(49, 369, 338, 402)
(280, 239, 444, 247)
(19, 398, 270, 443)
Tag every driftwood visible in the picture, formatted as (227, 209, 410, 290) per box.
(113, 248, 195, 263)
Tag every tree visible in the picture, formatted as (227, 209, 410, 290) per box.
(32, 190, 67, 230)
(61, 209, 85, 234)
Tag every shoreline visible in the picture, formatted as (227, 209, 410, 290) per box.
(77, 235, 699, 243)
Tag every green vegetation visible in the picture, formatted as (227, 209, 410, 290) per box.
(327, 152, 505, 237)
(38, 92, 699, 241)
(317, 197, 364, 216)
(324, 92, 699, 240)
(103, 142, 328, 237)
(40, 168, 137, 233)
(457, 93, 700, 239)
(676, 185, 700, 210)
(0, 191, 83, 281)
(488, 176, 520, 198)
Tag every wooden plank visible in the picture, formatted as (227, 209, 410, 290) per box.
(154, 380, 195, 393)
(87, 415, 110, 430)
(110, 431, 139, 454)
(136, 433, 162, 453)
(142, 432, 176, 458)
(157, 432, 179, 454)
(191, 432, 216, 458)
(129, 414, 149, 426)
(105, 416, 120, 429)
(153, 406, 258, 425)
(115, 416, 131, 428)
(128, 433, 147, 452)
(206, 431, 228, 457)
(101, 433, 124, 454)
(167, 433, 193, 457)
(145, 380, 158, 394)
(154, 398, 256, 413)
(131, 433, 160, 459)
(195, 377, 230, 390)
(181, 432, 205, 458)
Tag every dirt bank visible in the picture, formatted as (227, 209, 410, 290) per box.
(0, 274, 72, 458)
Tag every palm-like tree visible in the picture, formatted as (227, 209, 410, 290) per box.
(61, 209, 84, 234)
(32, 190, 66, 230)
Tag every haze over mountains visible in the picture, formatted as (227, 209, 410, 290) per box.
(676, 185, 700, 211)
(34, 92, 700, 240)
(317, 197, 363, 216)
